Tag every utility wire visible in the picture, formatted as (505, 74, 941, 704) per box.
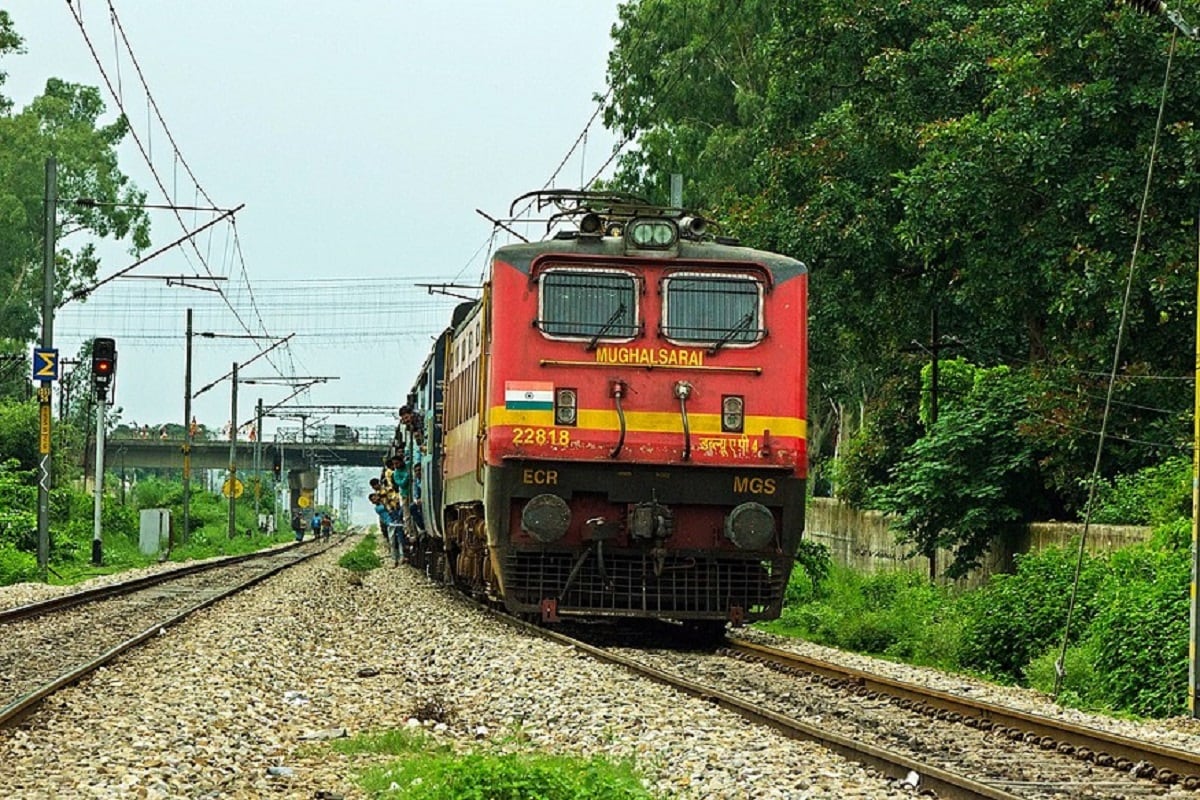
(105, 0, 215, 208)
(67, 1, 290, 379)
(1053, 28, 1179, 699)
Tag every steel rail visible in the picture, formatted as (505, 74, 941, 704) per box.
(727, 638, 1200, 789)
(477, 608, 1021, 800)
(0, 545, 323, 729)
(0, 542, 306, 624)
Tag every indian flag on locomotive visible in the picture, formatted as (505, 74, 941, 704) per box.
(504, 381, 554, 411)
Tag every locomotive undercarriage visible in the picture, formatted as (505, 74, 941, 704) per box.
(438, 502, 498, 600)
(502, 546, 789, 623)
(432, 500, 790, 622)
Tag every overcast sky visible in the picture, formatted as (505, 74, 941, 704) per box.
(5, 1, 624, 441)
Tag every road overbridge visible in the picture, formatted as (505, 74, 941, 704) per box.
(106, 436, 390, 471)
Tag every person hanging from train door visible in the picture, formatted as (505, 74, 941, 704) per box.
(371, 492, 405, 566)
(409, 462, 425, 536)
(389, 455, 413, 559)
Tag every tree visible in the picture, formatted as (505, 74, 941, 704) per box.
(0, 398, 37, 471)
(604, 0, 1200, 518)
(0, 14, 150, 347)
(877, 368, 1043, 578)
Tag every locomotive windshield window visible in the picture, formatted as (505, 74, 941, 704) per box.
(538, 270, 638, 343)
(662, 273, 764, 348)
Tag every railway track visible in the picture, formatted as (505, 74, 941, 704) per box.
(466, 602, 1200, 799)
(723, 638, 1200, 790)
(612, 635, 1200, 799)
(0, 542, 325, 728)
(466, 609, 1015, 800)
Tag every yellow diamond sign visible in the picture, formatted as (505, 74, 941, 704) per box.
(221, 478, 244, 499)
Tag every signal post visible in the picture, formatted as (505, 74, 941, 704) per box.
(91, 338, 117, 565)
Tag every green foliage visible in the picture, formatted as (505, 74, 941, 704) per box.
(1086, 545, 1189, 717)
(919, 358, 975, 429)
(955, 546, 1107, 682)
(833, 372, 923, 508)
(763, 564, 959, 669)
(332, 728, 444, 758)
(339, 534, 382, 573)
(1087, 456, 1190, 526)
(337, 726, 661, 798)
(771, 536, 1190, 716)
(131, 476, 183, 510)
(788, 540, 831, 603)
(1025, 639, 1104, 711)
(1022, 544, 1189, 716)
(604, 0, 1200, 521)
(0, 543, 37, 584)
(0, 72, 151, 345)
(0, 458, 34, 549)
(359, 750, 658, 800)
(0, 400, 37, 470)
(876, 367, 1040, 577)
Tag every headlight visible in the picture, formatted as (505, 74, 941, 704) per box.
(722, 395, 744, 433)
(555, 388, 577, 426)
(627, 218, 678, 249)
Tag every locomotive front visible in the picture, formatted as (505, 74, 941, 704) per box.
(451, 193, 807, 626)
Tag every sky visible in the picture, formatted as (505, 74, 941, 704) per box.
(5, 2, 626, 518)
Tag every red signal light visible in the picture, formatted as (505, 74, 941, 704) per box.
(91, 337, 117, 394)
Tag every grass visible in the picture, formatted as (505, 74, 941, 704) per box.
(332, 727, 662, 800)
(338, 533, 382, 573)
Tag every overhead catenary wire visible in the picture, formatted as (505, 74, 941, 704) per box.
(1052, 28, 1180, 699)
(65, 1, 295, 383)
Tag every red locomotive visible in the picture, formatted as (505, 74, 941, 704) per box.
(402, 191, 807, 630)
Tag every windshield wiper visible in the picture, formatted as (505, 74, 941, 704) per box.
(708, 312, 755, 355)
(587, 303, 628, 350)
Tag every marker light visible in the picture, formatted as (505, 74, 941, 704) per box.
(555, 388, 578, 426)
(721, 395, 744, 433)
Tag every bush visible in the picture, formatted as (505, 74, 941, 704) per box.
(0, 460, 35, 550)
(1025, 639, 1103, 709)
(786, 540, 831, 604)
(763, 564, 958, 668)
(0, 545, 38, 584)
(955, 544, 1107, 682)
(1088, 456, 1190, 526)
(131, 476, 182, 510)
(1086, 545, 1189, 716)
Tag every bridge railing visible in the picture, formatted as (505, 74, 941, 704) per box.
(109, 426, 393, 448)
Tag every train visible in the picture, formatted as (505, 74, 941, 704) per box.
(394, 190, 807, 631)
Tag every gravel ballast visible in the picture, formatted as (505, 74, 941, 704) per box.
(2, 539, 1199, 799)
